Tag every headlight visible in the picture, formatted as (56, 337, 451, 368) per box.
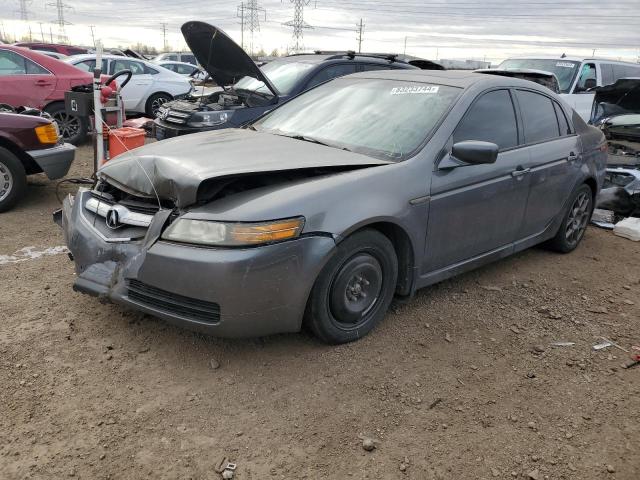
(187, 110, 234, 128)
(35, 123, 59, 144)
(161, 217, 305, 247)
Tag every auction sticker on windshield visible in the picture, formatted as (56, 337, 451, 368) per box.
(391, 85, 440, 95)
(556, 62, 576, 68)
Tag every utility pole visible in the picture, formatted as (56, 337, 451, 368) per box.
(38, 22, 45, 42)
(283, 0, 313, 53)
(28, 25, 32, 41)
(89, 25, 96, 48)
(49, 26, 53, 43)
(46, 0, 72, 44)
(403, 36, 407, 55)
(356, 18, 364, 53)
(160, 22, 168, 51)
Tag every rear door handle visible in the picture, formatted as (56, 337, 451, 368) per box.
(35, 79, 52, 86)
(567, 152, 579, 162)
(511, 167, 531, 178)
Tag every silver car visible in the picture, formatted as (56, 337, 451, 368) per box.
(56, 70, 606, 344)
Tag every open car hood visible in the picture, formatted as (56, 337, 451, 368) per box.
(98, 129, 390, 208)
(591, 78, 640, 124)
(181, 21, 278, 96)
(476, 68, 560, 93)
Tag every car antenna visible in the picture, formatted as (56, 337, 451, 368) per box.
(561, 53, 566, 58)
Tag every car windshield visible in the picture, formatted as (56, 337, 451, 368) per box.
(253, 78, 461, 160)
(234, 61, 315, 96)
(498, 59, 580, 93)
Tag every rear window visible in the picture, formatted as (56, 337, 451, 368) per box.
(517, 90, 560, 144)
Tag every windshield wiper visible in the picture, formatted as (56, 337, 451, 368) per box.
(279, 133, 333, 147)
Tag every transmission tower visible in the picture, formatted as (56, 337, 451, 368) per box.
(46, 0, 72, 44)
(160, 23, 168, 51)
(237, 1, 265, 55)
(17, 0, 32, 21)
(283, 0, 313, 53)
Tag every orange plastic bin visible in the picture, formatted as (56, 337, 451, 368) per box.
(108, 127, 145, 160)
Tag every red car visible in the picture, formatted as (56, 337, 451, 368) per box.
(0, 110, 75, 212)
(13, 42, 89, 56)
(0, 45, 93, 144)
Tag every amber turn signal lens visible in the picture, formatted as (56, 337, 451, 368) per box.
(35, 123, 59, 144)
(230, 219, 305, 244)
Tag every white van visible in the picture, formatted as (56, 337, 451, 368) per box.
(498, 56, 640, 121)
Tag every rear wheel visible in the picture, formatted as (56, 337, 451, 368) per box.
(45, 103, 87, 145)
(146, 93, 172, 118)
(547, 184, 593, 253)
(304, 229, 398, 344)
(0, 147, 27, 213)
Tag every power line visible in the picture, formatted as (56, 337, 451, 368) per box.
(283, 0, 313, 53)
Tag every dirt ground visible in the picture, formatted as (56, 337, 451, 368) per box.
(1, 144, 639, 480)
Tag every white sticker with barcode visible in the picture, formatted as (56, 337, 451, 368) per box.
(556, 62, 575, 68)
(391, 85, 439, 95)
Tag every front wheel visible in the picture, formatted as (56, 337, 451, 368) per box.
(547, 184, 593, 253)
(304, 229, 398, 344)
(0, 147, 27, 213)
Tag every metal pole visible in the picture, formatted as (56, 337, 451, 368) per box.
(93, 41, 104, 173)
(38, 22, 44, 42)
(357, 18, 364, 53)
(403, 36, 407, 55)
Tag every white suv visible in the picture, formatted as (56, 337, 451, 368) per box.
(499, 56, 640, 121)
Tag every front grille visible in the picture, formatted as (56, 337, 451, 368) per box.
(90, 191, 160, 216)
(126, 279, 221, 324)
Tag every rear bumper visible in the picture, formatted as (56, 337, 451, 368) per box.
(57, 190, 336, 337)
(27, 142, 76, 180)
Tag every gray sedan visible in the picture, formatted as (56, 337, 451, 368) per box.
(56, 70, 607, 344)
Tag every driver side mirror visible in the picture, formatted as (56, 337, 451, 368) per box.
(451, 140, 499, 165)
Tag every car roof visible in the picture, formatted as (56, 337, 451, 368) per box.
(275, 53, 416, 68)
(502, 55, 640, 65)
(157, 60, 197, 66)
(66, 54, 153, 63)
(345, 69, 544, 89)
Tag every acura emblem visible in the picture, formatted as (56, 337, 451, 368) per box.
(105, 208, 121, 229)
(160, 108, 169, 120)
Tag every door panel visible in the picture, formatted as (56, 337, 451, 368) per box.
(0, 50, 55, 108)
(424, 149, 530, 272)
(110, 59, 151, 111)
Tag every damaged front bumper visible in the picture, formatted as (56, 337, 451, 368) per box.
(56, 189, 336, 337)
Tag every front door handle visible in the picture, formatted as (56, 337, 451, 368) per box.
(511, 167, 531, 178)
(567, 152, 579, 162)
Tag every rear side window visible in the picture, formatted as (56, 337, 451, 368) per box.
(361, 64, 391, 72)
(305, 63, 358, 89)
(553, 102, 571, 136)
(0, 50, 49, 75)
(517, 90, 560, 144)
(600, 63, 615, 86)
(453, 89, 518, 150)
(177, 64, 196, 75)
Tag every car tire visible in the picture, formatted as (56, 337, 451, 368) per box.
(146, 93, 173, 118)
(304, 229, 398, 344)
(44, 103, 88, 145)
(0, 147, 27, 213)
(547, 184, 594, 253)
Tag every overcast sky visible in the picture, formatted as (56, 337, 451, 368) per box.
(1, 0, 639, 63)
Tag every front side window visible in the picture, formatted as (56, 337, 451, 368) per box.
(182, 54, 196, 65)
(453, 89, 518, 150)
(254, 78, 461, 160)
(177, 64, 196, 75)
(73, 59, 108, 73)
(305, 64, 358, 89)
(517, 90, 560, 144)
(575, 63, 597, 92)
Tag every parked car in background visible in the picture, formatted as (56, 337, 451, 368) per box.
(0, 109, 75, 211)
(154, 51, 197, 65)
(0, 45, 95, 144)
(154, 22, 420, 139)
(476, 68, 560, 93)
(58, 70, 605, 344)
(14, 42, 88, 56)
(155, 60, 201, 77)
(40, 52, 68, 60)
(498, 56, 640, 121)
(65, 54, 192, 117)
